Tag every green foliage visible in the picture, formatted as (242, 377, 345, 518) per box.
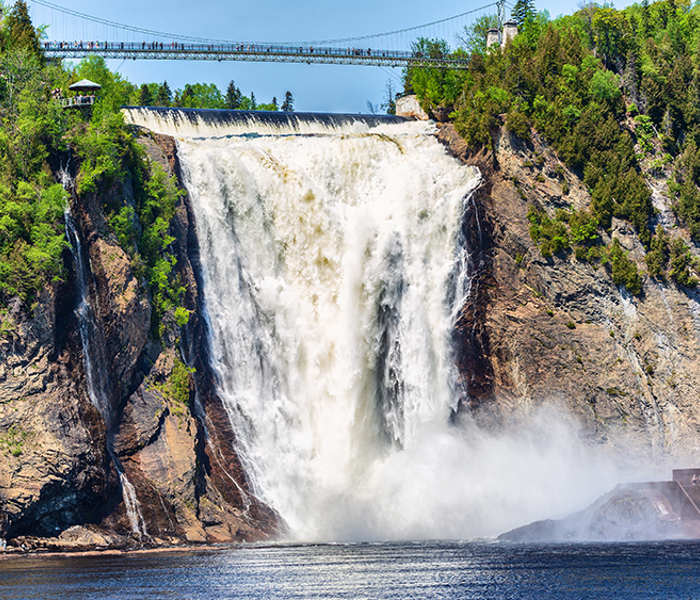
(168, 358, 194, 406)
(608, 238, 643, 295)
(0, 424, 30, 457)
(72, 55, 136, 119)
(174, 83, 224, 109)
(589, 69, 621, 103)
(3, 1, 42, 62)
(527, 206, 569, 257)
(512, 0, 536, 28)
(528, 206, 602, 262)
(73, 112, 130, 195)
(645, 226, 669, 279)
(154, 81, 172, 107)
(281, 90, 294, 112)
(137, 83, 154, 107)
(225, 80, 243, 109)
(0, 6, 76, 306)
(459, 14, 500, 55)
(668, 236, 698, 287)
(404, 38, 469, 116)
(132, 160, 188, 336)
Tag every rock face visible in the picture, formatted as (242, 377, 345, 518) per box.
(498, 470, 700, 542)
(0, 128, 278, 548)
(437, 122, 700, 465)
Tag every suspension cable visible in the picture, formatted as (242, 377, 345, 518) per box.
(28, 0, 500, 47)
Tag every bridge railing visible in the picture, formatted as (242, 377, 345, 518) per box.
(43, 41, 471, 69)
(60, 96, 96, 109)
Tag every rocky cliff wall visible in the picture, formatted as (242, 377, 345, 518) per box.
(438, 122, 700, 467)
(0, 128, 278, 551)
(4, 117, 700, 550)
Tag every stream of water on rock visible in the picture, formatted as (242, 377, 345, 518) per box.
(124, 109, 624, 542)
(64, 206, 147, 537)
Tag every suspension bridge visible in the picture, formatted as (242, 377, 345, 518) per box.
(27, 0, 515, 70)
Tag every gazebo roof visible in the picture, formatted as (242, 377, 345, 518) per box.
(69, 79, 102, 93)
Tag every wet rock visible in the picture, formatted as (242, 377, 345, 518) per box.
(439, 123, 700, 463)
(499, 487, 697, 542)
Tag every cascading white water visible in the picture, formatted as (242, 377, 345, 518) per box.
(125, 109, 621, 541)
(64, 206, 147, 538)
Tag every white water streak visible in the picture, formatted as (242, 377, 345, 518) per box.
(64, 206, 147, 538)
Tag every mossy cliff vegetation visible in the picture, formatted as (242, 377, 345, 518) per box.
(0, 1, 277, 549)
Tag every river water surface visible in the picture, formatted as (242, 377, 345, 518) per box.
(2, 540, 700, 599)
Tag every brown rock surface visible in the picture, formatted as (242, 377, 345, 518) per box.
(0, 127, 279, 551)
(438, 122, 700, 463)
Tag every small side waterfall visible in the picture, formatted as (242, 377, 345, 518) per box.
(64, 207, 147, 537)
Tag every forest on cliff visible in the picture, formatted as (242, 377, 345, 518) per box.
(4, 0, 700, 318)
(408, 0, 700, 295)
(0, 0, 291, 324)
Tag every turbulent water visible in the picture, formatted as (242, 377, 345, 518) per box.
(3, 540, 700, 599)
(124, 108, 622, 542)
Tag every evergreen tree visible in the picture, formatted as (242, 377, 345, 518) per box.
(4, 1, 43, 62)
(155, 81, 172, 107)
(511, 0, 535, 28)
(138, 83, 153, 107)
(225, 80, 242, 109)
(272, 96, 278, 109)
(250, 91, 256, 110)
(384, 80, 396, 115)
(281, 90, 294, 112)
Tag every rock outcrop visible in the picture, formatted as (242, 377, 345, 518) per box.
(0, 127, 279, 549)
(438, 122, 700, 465)
(498, 469, 700, 541)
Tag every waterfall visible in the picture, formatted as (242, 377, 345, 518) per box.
(124, 108, 620, 542)
(64, 207, 148, 538)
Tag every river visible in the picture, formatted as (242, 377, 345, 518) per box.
(2, 540, 700, 599)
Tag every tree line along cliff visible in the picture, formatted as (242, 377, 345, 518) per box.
(0, 1, 277, 548)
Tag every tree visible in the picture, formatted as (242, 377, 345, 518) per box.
(384, 80, 396, 115)
(155, 81, 172, 107)
(74, 55, 136, 117)
(174, 83, 224, 109)
(225, 80, 242, 109)
(4, 1, 43, 62)
(591, 6, 626, 68)
(458, 14, 500, 55)
(250, 91, 256, 110)
(281, 90, 294, 112)
(138, 83, 153, 107)
(511, 0, 535, 28)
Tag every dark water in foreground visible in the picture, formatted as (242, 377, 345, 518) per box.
(1, 540, 700, 599)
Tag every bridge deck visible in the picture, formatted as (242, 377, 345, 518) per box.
(43, 41, 471, 69)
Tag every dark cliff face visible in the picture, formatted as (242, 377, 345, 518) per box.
(438, 122, 700, 466)
(0, 129, 279, 549)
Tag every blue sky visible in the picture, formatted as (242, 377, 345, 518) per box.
(29, 0, 636, 113)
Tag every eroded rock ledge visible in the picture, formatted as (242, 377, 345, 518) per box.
(437, 121, 700, 465)
(0, 127, 279, 552)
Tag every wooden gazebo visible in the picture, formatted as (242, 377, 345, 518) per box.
(61, 79, 102, 109)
